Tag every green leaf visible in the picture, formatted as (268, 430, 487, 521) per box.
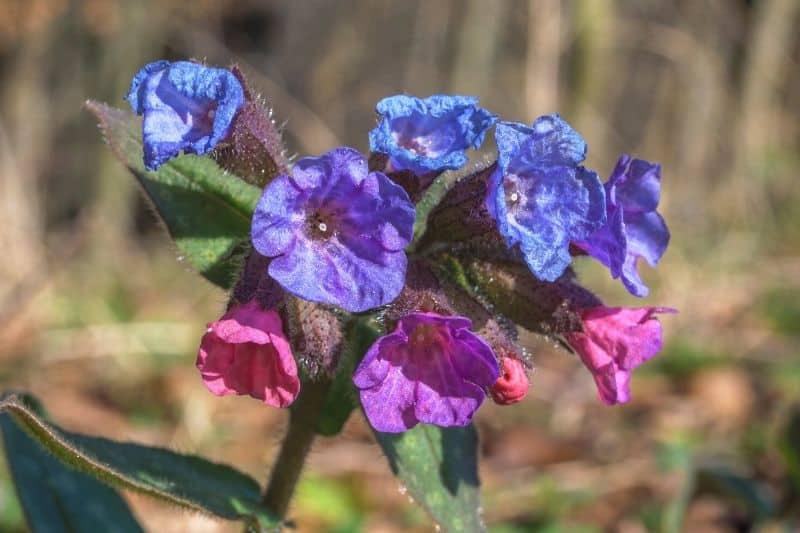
(0, 410, 144, 533)
(697, 465, 775, 521)
(778, 406, 800, 491)
(0, 393, 279, 531)
(86, 100, 262, 290)
(315, 318, 381, 436)
(375, 423, 485, 532)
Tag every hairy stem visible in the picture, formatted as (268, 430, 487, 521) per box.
(261, 378, 330, 520)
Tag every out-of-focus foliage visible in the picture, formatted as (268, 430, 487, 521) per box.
(0, 0, 798, 531)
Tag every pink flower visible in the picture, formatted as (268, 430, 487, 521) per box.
(489, 357, 530, 405)
(196, 301, 300, 407)
(565, 306, 676, 405)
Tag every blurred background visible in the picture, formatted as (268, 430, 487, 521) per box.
(0, 0, 798, 531)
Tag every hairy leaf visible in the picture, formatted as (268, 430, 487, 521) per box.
(375, 423, 484, 532)
(0, 408, 143, 533)
(86, 100, 262, 290)
(0, 393, 278, 530)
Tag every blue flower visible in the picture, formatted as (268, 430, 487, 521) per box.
(368, 94, 496, 174)
(573, 155, 670, 297)
(126, 61, 245, 170)
(486, 115, 606, 281)
(251, 147, 416, 313)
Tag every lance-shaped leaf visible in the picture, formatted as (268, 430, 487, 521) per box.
(0, 393, 278, 530)
(374, 424, 485, 532)
(0, 407, 143, 533)
(86, 100, 262, 290)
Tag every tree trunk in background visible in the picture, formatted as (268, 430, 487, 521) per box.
(525, 0, 561, 120)
(88, 1, 164, 263)
(721, 0, 799, 224)
(569, 0, 615, 166)
(0, 24, 49, 305)
(450, 0, 508, 99)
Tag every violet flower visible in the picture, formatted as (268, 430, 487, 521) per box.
(486, 115, 606, 281)
(353, 312, 500, 432)
(573, 155, 670, 297)
(196, 301, 300, 407)
(126, 60, 244, 170)
(564, 306, 676, 405)
(251, 147, 416, 313)
(369, 94, 496, 174)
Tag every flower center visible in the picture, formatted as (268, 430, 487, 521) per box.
(394, 131, 439, 157)
(408, 323, 447, 352)
(504, 178, 521, 206)
(307, 210, 334, 240)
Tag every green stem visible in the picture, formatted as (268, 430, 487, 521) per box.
(261, 378, 330, 520)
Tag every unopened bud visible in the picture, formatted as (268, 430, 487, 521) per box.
(212, 66, 288, 187)
(490, 357, 530, 405)
(283, 297, 344, 377)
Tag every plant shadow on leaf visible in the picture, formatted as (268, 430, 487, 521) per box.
(375, 423, 484, 532)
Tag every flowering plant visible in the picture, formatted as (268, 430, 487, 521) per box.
(0, 60, 675, 532)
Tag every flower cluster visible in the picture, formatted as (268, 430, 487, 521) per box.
(126, 60, 676, 433)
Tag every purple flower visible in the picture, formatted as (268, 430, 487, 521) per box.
(486, 116, 606, 281)
(573, 155, 670, 297)
(353, 312, 500, 432)
(368, 94, 496, 174)
(251, 147, 415, 313)
(126, 60, 244, 170)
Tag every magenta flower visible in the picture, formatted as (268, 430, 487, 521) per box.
(489, 357, 530, 405)
(353, 312, 500, 432)
(196, 301, 300, 407)
(251, 147, 415, 313)
(564, 306, 676, 405)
